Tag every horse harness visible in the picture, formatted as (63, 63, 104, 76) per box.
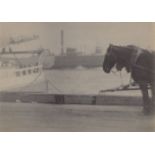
(130, 47, 155, 74)
(130, 47, 142, 65)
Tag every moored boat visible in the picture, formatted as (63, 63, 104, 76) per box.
(0, 35, 49, 91)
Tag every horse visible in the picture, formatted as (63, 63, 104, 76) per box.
(103, 44, 155, 115)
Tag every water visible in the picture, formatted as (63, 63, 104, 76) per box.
(45, 68, 128, 94)
(1, 68, 153, 132)
(21, 67, 142, 96)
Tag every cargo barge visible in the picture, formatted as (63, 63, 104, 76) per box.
(52, 30, 104, 69)
(52, 47, 104, 69)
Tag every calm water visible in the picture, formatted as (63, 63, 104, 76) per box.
(20, 67, 141, 96)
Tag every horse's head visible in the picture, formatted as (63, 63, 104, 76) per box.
(103, 44, 117, 73)
(103, 44, 132, 73)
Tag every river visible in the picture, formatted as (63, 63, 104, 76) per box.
(18, 67, 142, 96)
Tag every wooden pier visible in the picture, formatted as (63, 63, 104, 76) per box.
(0, 91, 142, 106)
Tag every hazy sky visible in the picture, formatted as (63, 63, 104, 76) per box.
(0, 22, 153, 54)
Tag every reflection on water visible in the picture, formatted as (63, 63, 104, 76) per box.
(14, 67, 143, 95)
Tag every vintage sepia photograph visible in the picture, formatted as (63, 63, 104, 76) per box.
(0, 22, 155, 131)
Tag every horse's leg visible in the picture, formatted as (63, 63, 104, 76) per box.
(139, 82, 151, 114)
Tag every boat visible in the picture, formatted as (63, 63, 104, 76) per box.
(0, 35, 49, 91)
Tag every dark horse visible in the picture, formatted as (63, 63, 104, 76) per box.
(103, 44, 155, 114)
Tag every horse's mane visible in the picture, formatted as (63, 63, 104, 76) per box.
(111, 44, 152, 55)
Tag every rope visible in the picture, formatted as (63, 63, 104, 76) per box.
(15, 69, 63, 93)
(18, 69, 43, 92)
(44, 78, 63, 93)
(99, 70, 133, 94)
(11, 51, 23, 66)
(119, 71, 124, 86)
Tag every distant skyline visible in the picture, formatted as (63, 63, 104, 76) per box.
(0, 23, 154, 54)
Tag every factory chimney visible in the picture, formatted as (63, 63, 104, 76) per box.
(61, 30, 64, 55)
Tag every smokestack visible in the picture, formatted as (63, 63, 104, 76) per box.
(61, 30, 64, 55)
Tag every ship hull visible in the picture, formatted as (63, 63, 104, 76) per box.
(0, 65, 44, 91)
(52, 55, 104, 69)
(1, 54, 55, 70)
